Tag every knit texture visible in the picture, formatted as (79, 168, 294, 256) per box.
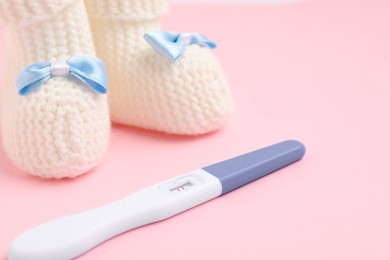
(85, 0, 233, 135)
(0, 0, 110, 178)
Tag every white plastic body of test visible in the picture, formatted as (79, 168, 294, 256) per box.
(9, 169, 222, 260)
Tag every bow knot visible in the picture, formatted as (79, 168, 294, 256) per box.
(144, 31, 217, 61)
(51, 61, 70, 76)
(17, 55, 108, 96)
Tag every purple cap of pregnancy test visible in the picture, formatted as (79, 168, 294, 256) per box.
(202, 140, 306, 195)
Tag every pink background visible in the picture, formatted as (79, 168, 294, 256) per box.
(1, 0, 390, 259)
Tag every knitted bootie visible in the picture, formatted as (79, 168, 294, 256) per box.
(0, 0, 110, 178)
(85, 0, 233, 135)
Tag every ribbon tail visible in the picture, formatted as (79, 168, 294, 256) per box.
(16, 63, 52, 96)
(67, 55, 108, 94)
(18, 75, 52, 96)
(69, 70, 107, 94)
(189, 33, 217, 49)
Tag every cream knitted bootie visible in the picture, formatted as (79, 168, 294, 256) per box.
(0, 0, 110, 178)
(85, 0, 233, 135)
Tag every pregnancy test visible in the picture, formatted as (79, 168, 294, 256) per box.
(9, 140, 305, 260)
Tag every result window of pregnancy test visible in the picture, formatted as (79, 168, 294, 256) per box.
(170, 181, 194, 192)
(159, 174, 204, 193)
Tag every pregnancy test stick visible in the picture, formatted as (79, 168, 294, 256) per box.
(9, 140, 305, 260)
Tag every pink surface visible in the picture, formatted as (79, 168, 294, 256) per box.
(1, 0, 390, 259)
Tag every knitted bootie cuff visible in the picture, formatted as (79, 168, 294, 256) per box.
(0, 0, 77, 26)
(85, 0, 169, 21)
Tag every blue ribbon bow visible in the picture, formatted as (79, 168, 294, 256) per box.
(144, 31, 217, 61)
(16, 54, 108, 96)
